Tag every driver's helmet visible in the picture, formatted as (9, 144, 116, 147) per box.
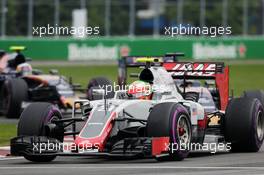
(16, 63, 32, 75)
(127, 80, 152, 100)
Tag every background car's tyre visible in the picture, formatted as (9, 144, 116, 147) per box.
(2, 78, 28, 118)
(147, 102, 192, 161)
(86, 77, 114, 100)
(244, 90, 264, 107)
(224, 97, 264, 152)
(18, 102, 64, 162)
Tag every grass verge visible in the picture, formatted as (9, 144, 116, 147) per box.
(0, 123, 17, 146)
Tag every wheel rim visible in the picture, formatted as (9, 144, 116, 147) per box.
(177, 115, 191, 148)
(256, 110, 264, 141)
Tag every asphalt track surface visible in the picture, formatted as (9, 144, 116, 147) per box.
(0, 145, 263, 175)
(1, 117, 264, 174)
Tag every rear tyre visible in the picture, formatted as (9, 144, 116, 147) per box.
(18, 102, 64, 162)
(86, 77, 114, 100)
(244, 90, 264, 107)
(2, 79, 28, 118)
(147, 102, 192, 161)
(224, 97, 264, 152)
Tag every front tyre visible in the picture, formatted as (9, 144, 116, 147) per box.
(18, 102, 64, 162)
(147, 102, 192, 161)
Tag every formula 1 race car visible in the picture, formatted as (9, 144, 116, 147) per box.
(11, 55, 264, 162)
(0, 47, 114, 118)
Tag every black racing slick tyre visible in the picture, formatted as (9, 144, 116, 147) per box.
(18, 103, 64, 162)
(86, 77, 114, 100)
(2, 78, 28, 118)
(244, 90, 264, 107)
(224, 97, 264, 152)
(147, 102, 192, 161)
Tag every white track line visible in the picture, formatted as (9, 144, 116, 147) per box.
(0, 146, 10, 150)
(0, 157, 23, 161)
(0, 166, 263, 170)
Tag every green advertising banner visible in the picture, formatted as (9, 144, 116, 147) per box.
(0, 37, 263, 60)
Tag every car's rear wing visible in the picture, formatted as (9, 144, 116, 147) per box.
(163, 62, 229, 110)
(117, 55, 229, 110)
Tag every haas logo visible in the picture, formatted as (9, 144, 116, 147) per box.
(166, 63, 216, 76)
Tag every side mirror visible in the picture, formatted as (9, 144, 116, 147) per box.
(81, 103, 93, 116)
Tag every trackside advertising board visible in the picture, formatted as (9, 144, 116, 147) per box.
(0, 37, 263, 60)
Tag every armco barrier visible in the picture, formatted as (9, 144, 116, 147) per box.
(0, 37, 263, 60)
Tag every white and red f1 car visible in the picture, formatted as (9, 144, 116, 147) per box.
(11, 53, 264, 162)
